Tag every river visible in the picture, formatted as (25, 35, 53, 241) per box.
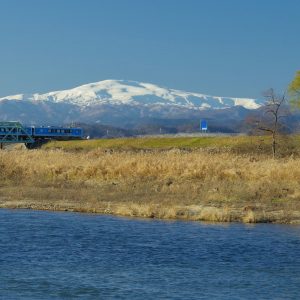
(1, 209, 300, 299)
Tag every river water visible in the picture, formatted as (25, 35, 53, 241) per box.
(1, 209, 300, 299)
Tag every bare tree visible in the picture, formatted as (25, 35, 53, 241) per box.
(257, 89, 287, 158)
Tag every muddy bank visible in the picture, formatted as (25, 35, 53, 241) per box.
(1, 184, 300, 224)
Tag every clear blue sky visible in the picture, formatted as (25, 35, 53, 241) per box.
(0, 0, 299, 98)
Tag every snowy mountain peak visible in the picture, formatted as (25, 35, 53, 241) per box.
(0, 79, 263, 110)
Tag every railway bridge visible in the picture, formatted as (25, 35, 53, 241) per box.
(0, 122, 83, 149)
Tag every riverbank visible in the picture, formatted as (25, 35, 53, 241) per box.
(1, 142, 300, 223)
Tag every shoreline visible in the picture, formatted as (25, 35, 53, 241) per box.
(1, 197, 300, 224)
(1, 206, 299, 224)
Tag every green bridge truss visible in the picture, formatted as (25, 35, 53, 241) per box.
(0, 122, 34, 144)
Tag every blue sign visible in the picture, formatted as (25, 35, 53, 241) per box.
(200, 120, 208, 131)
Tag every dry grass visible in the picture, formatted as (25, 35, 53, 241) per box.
(1, 146, 300, 223)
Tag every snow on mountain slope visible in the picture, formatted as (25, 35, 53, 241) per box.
(0, 80, 263, 110)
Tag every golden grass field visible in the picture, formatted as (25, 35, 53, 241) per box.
(43, 134, 300, 157)
(1, 135, 300, 223)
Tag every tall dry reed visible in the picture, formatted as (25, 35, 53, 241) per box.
(0, 148, 300, 223)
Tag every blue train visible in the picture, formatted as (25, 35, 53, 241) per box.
(24, 126, 83, 140)
(0, 122, 84, 149)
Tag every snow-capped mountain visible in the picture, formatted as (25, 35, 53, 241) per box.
(0, 80, 263, 130)
(0, 79, 262, 110)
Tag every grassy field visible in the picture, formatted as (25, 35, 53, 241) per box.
(43, 135, 263, 151)
(1, 135, 300, 223)
(43, 135, 300, 156)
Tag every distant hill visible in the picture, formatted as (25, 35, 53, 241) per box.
(0, 79, 279, 133)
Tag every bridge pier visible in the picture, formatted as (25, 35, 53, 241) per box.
(25, 139, 48, 149)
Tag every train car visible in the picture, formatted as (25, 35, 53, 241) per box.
(0, 122, 84, 149)
(24, 126, 83, 140)
(34, 127, 83, 139)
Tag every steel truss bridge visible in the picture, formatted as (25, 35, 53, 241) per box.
(0, 122, 83, 149)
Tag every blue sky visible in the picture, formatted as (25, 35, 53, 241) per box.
(0, 0, 299, 98)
